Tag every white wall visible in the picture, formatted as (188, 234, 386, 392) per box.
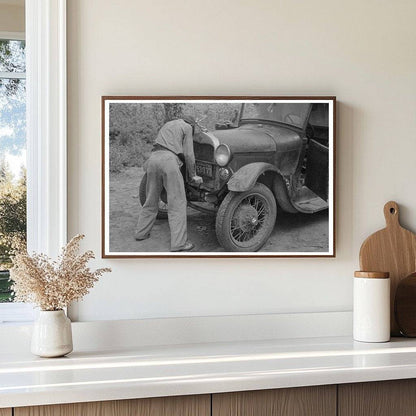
(67, 0, 416, 321)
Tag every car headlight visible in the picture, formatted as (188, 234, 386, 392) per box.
(215, 144, 232, 167)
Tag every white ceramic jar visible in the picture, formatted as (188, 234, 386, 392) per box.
(31, 310, 73, 357)
(353, 271, 390, 343)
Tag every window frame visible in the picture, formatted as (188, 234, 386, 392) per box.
(0, 31, 24, 41)
(0, 0, 67, 323)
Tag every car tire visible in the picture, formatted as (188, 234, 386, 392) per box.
(216, 183, 277, 252)
(139, 173, 169, 220)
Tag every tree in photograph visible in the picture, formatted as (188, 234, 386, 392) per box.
(163, 103, 183, 123)
(107, 103, 241, 173)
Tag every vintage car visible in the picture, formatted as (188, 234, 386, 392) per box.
(140, 102, 331, 252)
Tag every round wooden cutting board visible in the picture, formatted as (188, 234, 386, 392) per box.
(359, 201, 416, 336)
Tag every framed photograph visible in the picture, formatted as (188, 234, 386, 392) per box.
(102, 96, 336, 258)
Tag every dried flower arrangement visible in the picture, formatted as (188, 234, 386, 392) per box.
(10, 234, 111, 311)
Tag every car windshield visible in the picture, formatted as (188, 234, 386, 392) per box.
(241, 103, 311, 128)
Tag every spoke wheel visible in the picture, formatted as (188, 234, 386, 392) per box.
(216, 183, 277, 252)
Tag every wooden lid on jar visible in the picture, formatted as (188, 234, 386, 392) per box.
(354, 271, 390, 279)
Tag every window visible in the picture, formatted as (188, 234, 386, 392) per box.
(0, 33, 26, 307)
(0, 0, 67, 324)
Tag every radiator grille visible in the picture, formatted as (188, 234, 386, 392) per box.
(194, 142, 214, 162)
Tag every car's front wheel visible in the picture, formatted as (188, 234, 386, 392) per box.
(215, 183, 277, 252)
(139, 174, 168, 219)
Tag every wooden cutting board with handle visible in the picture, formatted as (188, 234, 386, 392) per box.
(359, 201, 416, 336)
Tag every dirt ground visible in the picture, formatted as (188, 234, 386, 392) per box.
(109, 167, 329, 253)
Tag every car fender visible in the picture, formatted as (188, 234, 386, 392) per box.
(227, 163, 279, 192)
(227, 162, 299, 213)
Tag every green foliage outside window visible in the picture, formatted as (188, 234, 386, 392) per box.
(0, 38, 27, 303)
(0, 161, 26, 302)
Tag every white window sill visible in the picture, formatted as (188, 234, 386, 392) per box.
(0, 303, 35, 324)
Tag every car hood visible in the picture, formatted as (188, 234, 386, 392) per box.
(194, 123, 301, 153)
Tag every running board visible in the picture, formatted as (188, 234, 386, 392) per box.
(291, 186, 328, 213)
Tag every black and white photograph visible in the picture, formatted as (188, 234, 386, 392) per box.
(102, 97, 335, 257)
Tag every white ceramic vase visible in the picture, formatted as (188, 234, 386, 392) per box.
(31, 310, 73, 358)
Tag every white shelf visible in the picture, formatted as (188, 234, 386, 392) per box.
(2, 335, 416, 408)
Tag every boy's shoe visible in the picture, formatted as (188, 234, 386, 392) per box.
(171, 241, 195, 252)
(135, 233, 150, 241)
